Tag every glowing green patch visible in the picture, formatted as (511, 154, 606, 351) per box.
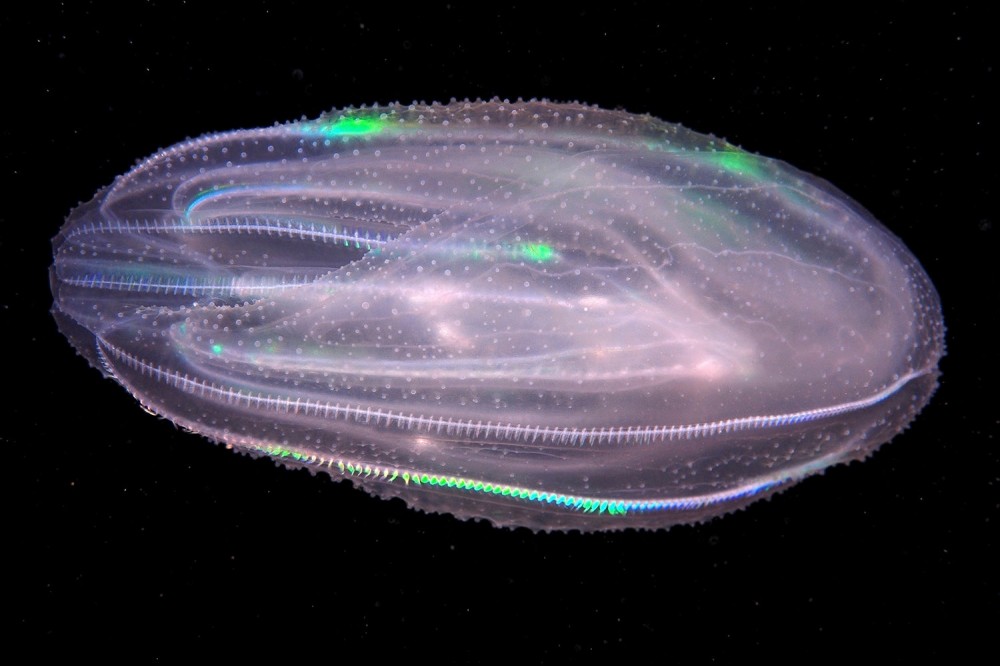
(709, 150, 765, 180)
(519, 243, 555, 262)
(304, 114, 388, 138)
(211, 343, 223, 355)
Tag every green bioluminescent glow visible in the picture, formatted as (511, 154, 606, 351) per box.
(301, 114, 389, 138)
(707, 149, 767, 181)
(417, 241, 558, 264)
(518, 243, 554, 262)
(211, 343, 223, 355)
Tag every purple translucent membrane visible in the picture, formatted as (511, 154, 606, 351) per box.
(50, 100, 944, 530)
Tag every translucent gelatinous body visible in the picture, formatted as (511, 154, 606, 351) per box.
(50, 100, 944, 530)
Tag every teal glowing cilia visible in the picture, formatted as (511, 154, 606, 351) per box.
(50, 100, 944, 531)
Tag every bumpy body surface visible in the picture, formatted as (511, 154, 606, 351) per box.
(51, 100, 944, 530)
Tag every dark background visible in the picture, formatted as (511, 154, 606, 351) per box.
(5, 3, 995, 660)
